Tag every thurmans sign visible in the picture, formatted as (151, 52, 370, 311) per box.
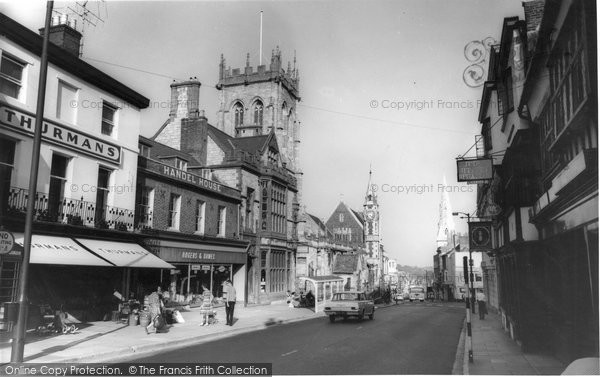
(456, 158, 493, 182)
(0, 104, 121, 164)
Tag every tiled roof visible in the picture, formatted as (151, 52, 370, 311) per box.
(351, 209, 364, 225)
(230, 135, 270, 154)
(206, 124, 235, 154)
(332, 254, 359, 274)
(139, 135, 201, 165)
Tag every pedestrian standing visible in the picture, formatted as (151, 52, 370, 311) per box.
(476, 290, 487, 320)
(145, 287, 164, 334)
(222, 280, 236, 326)
(199, 285, 213, 326)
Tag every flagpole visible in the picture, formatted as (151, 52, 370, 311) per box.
(259, 10, 263, 65)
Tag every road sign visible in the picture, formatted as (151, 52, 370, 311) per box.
(0, 231, 14, 255)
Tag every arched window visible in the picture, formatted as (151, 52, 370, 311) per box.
(253, 100, 263, 125)
(280, 102, 287, 130)
(233, 102, 244, 127)
(287, 109, 293, 131)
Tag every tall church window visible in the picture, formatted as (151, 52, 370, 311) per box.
(253, 100, 263, 125)
(280, 102, 287, 130)
(287, 109, 293, 131)
(233, 102, 244, 127)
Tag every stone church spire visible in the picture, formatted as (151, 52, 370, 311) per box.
(436, 175, 455, 248)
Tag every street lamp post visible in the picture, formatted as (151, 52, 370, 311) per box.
(453, 211, 476, 363)
(452, 211, 475, 314)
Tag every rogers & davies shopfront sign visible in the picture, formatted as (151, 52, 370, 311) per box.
(0, 104, 121, 164)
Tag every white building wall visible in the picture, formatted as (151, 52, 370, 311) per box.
(1, 36, 144, 213)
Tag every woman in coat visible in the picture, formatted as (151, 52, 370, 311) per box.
(199, 285, 213, 326)
(145, 287, 164, 334)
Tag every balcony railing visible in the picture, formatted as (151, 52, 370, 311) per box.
(3, 187, 135, 231)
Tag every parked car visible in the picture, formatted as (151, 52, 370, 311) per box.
(323, 291, 375, 322)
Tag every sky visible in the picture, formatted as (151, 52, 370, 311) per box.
(2, 0, 525, 267)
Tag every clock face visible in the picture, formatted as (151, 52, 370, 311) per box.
(366, 211, 375, 220)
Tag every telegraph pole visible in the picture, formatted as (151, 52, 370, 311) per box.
(11, 1, 53, 362)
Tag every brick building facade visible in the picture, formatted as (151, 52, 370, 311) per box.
(136, 135, 248, 301)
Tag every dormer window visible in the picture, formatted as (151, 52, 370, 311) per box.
(253, 100, 263, 125)
(233, 102, 244, 127)
(138, 143, 151, 157)
(175, 158, 187, 171)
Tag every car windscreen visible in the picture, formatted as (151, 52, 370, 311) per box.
(333, 293, 359, 301)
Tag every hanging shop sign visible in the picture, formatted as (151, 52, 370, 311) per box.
(0, 104, 121, 164)
(456, 158, 493, 182)
(469, 221, 493, 251)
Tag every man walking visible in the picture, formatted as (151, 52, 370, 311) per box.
(223, 280, 237, 326)
(476, 290, 487, 320)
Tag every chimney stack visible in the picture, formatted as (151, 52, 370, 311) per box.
(522, 0, 545, 54)
(169, 79, 201, 119)
(522, 0, 545, 33)
(39, 14, 82, 57)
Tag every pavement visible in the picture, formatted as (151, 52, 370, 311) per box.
(463, 309, 569, 375)
(0, 301, 575, 375)
(0, 302, 325, 364)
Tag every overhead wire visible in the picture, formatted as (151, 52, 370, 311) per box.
(82, 56, 480, 136)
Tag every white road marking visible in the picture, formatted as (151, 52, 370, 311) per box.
(281, 350, 298, 357)
(357, 326, 363, 330)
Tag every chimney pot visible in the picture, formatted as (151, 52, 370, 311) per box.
(39, 19, 82, 56)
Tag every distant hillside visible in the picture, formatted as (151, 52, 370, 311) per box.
(396, 265, 432, 277)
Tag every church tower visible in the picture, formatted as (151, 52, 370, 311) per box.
(436, 176, 455, 248)
(216, 48, 301, 173)
(363, 169, 381, 260)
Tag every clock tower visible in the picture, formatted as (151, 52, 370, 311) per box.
(364, 170, 381, 287)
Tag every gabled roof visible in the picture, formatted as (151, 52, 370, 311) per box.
(139, 135, 201, 166)
(307, 213, 331, 234)
(230, 134, 270, 154)
(351, 209, 364, 225)
(205, 124, 280, 160)
(332, 254, 359, 274)
(326, 202, 365, 230)
(0, 13, 149, 109)
(206, 124, 235, 154)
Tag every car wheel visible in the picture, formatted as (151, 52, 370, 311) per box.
(358, 310, 364, 321)
(329, 315, 335, 323)
(369, 311, 374, 320)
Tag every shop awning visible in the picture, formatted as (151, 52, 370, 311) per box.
(12, 234, 112, 266)
(74, 238, 175, 269)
